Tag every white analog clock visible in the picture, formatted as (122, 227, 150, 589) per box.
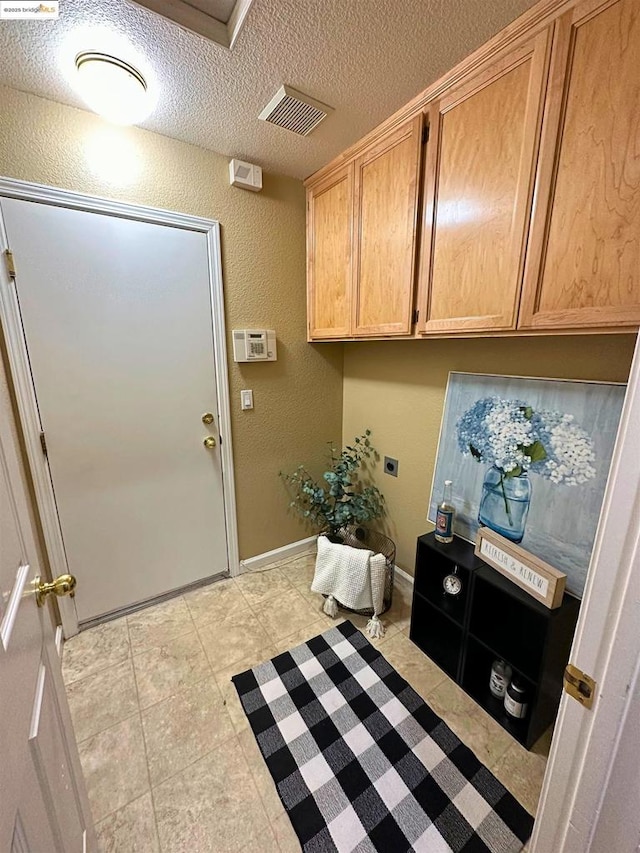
(443, 567, 462, 596)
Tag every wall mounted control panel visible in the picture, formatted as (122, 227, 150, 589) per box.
(232, 329, 277, 362)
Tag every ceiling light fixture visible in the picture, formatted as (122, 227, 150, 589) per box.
(75, 51, 152, 126)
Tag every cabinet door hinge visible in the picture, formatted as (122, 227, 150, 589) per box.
(563, 664, 596, 709)
(4, 249, 16, 278)
(422, 125, 430, 144)
(412, 309, 419, 325)
(39, 431, 48, 457)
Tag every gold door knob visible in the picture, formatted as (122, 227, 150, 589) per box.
(202, 413, 214, 425)
(203, 436, 217, 449)
(35, 573, 77, 608)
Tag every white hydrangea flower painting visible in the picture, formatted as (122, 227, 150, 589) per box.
(429, 373, 625, 596)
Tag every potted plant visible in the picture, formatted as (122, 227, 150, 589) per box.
(280, 430, 385, 541)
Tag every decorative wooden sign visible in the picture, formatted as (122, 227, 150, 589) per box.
(474, 527, 566, 609)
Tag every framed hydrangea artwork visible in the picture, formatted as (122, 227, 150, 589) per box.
(428, 373, 626, 596)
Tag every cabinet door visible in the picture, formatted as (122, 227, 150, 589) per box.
(307, 164, 353, 339)
(418, 32, 551, 334)
(352, 116, 423, 337)
(519, 0, 640, 330)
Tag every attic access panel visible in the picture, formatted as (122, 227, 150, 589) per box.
(131, 0, 255, 49)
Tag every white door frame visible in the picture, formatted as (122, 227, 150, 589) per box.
(0, 177, 240, 638)
(532, 332, 640, 851)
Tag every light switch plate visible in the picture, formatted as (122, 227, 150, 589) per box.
(240, 389, 253, 410)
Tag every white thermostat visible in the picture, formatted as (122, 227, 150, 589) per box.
(232, 330, 277, 362)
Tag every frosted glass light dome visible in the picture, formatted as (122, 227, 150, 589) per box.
(75, 52, 152, 126)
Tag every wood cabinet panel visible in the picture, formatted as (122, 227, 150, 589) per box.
(352, 116, 423, 336)
(419, 33, 551, 334)
(520, 0, 640, 329)
(306, 166, 353, 339)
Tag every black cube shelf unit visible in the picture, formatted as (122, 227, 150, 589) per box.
(409, 532, 580, 749)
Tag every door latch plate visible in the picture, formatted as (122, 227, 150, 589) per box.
(564, 664, 596, 709)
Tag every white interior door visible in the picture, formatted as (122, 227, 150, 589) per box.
(0, 351, 96, 852)
(0, 197, 230, 623)
(531, 333, 640, 852)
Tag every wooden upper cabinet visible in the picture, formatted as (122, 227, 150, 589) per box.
(417, 32, 551, 334)
(306, 115, 422, 340)
(352, 115, 423, 336)
(307, 165, 353, 339)
(519, 0, 640, 330)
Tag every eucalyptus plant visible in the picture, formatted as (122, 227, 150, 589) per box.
(280, 430, 385, 537)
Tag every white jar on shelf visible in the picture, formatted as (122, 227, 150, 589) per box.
(489, 659, 512, 698)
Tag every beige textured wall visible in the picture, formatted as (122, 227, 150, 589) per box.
(0, 85, 343, 560)
(343, 335, 637, 574)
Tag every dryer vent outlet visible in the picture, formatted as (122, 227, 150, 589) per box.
(384, 457, 399, 477)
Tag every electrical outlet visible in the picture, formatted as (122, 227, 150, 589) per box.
(384, 456, 399, 477)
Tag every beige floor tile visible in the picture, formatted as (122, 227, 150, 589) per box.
(127, 597, 194, 655)
(385, 584, 413, 632)
(298, 588, 326, 610)
(256, 588, 322, 643)
(271, 813, 302, 853)
(133, 631, 211, 709)
(141, 676, 235, 786)
(95, 792, 160, 853)
(241, 822, 278, 852)
(235, 567, 295, 608)
(78, 715, 148, 824)
(276, 554, 316, 591)
(214, 646, 278, 734)
(238, 727, 284, 822)
(381, 633, 448, 698)
(300, 589, 368, 629)
(490, 741, 548, 816)
(299, 593, 395, 649)
(426, 677, 513, 768)
(298, 590, 345, 628)
(62, 619, 130, 685)
(183, 577, 248, 627)
(66, 658, 138, 742)
(153, 737, 270, 853)
(198, 608, 272, 673)
(272, 619, 334, 654)
(393, 578, 414, 601)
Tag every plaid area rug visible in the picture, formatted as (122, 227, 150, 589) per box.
(232, 621, 533, 853)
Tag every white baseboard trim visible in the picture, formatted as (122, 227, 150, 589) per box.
(239, 535, 318, 573)
(393, 565, 415, 587)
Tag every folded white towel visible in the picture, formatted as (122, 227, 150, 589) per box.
(311, 536, 387, 637)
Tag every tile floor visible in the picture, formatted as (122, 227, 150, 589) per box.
(63, 550, 548, 852)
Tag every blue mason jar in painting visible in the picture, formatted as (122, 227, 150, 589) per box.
(478, 465, 532, 543)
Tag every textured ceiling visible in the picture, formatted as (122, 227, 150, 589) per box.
(0, 0, 537, 179)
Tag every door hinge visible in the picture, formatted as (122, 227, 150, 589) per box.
(412, 309, 419, 325)
(4, 249, 16, 278)
(564, 664, 596, 709)
(422, 125, 430, 144)
(39, 431, 48, 457)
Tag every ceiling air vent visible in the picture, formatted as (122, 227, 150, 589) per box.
(258, 85, 333, 136)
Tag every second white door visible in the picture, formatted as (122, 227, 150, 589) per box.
(1, 197, 230, 623)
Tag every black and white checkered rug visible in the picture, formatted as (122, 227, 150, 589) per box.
(232, 621, 533, 853)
